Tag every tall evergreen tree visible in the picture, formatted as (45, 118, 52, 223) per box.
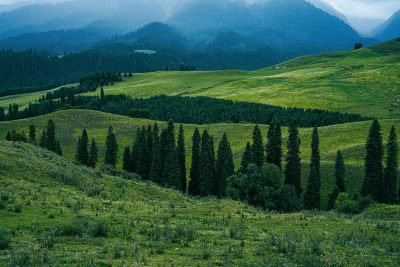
(46, 119, 57, 152)
(146, 125, 153, 173)
(189, 128, 201, 196)
(327, 150, 345, 210)
(105, 126, 118, 167)
(150, 123, 162, 183)
(0, 107, 5, 121)
(266, 122, 282, 169)
(251, 125, 264, 168)
(159, 128, 168, 179)
(383, 126, 398, 204)
(39, 130, 47, 148)
(304, 127, 321, 210)
(177, 125, 186, 194)
(240, 142, 252, 172)
(29, 125, 36, 143)
(284, 121, 302, 197)
(56, 140, 62, 156)
(362, 119, 383, 202)
(163, 120, 181, 189)
(123, 146, 132, 172)
(100, 87, 105, 102)
(76, 129, 89, 166)
(215, 133, 235, 198)
(6, 131, 11, 141)
(199, 130, 215, 197)
(88, 139, 98, 168)
(134, 127, 149, 179)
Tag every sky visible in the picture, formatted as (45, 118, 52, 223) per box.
(0, 0, 399, 35)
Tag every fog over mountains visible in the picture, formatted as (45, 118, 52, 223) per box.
(0, 0, 398, 72)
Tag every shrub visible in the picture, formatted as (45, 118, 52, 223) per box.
(13, 204, 22, 213)
(0, 230, 11, 250)
(91, 220, 109, 237)
(335, 193, 374, 214)
(55, 219, 86, 237)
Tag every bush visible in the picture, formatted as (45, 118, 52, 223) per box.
(99, 164, 141, 180)
(91, 220, 109, 237)
(335, 193, 373, 214)
(128, 108, 151, 119)
(0, 230, 11, 250)
(13, 204, 22, 213)
(55, 219, 86, 237)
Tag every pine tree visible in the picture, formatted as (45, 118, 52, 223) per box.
(46, 119, 57, 152)
(215, 133, 234, 198)
(159, 128, 168, 179)
(56, 140, 62, 156)
(199, 130, 215, 197)
(100, 87, 105, 102)
(77, 129, 89, 166)
(0, 107, 5, 121)
(135, 127, 148, 179)
(335, 150, 345, 192)
(145, 125, 153, 176)
(284, 121, 302, 197)
(29, 125, 36, 143)
(88, 139, 98, 168)
(362, 119, 383, 202)
(189, 128, 201, 196)
(240, 142, 252, 172)
(177, 125, 186, 194)
(5, 131, 11, 141)
(251, 125, 264, 168)
(39, 130, 47, 148)
(304, 127, 321, 210)
(123, 146, 132, 172)
(266, 122, 282, 169)
(149, 123, 162, 183)
(327, 150, 345, 210)
(105, 126, 118, 167)
(382, 126, 398, 204)
(163, 120, 181, 189)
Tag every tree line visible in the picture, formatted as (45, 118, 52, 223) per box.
(1, 91, 370, 128)
(5, 118, 399, 212)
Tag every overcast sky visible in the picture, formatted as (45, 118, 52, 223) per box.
(0, 0, 399, 34)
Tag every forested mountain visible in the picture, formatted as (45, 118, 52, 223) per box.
(374, 10, 400, 41)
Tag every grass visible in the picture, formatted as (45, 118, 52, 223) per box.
(1, 109, 400, 208)
(76, 39, 400, 119)
(1, 141, 400, 266)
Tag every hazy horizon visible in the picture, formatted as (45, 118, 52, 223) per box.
(0, 0, 399, 35)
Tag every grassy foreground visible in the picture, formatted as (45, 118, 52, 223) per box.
(1, 109, 400, 207)
(1, 141, 400, 266)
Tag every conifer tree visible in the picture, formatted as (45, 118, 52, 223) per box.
(199, 130, 215, 196)
(189, 128, 201, 196)
(383, 126, 398, 204)
(146, 125, 153, 174)
(100, 87, 105, 102)
(266, 122, 282, 169)
(135, 127, 148, 179)
(304, 127, 321, 210)
(240, 142, 252, 172)
(327, 150, 345, 210)
(215, 133, 234, 197)
(105, 126, 118, 167)
(29, 125, 36, 143)
(163, 120, 181, 189)
(39, 130, 47, 148)
(0, 107, 5, 121)
(284, 121, 302, 197)
(159, 128, 168, 179)
(251, 125, 264, 168)
(88, 139, 98, 168)
(177, 125, 186, 194)
(77, 129, 89, 166)
(362, 119, 383, 202)
(6, 131, 11, 141)
(56, 140, 62, 156)
(123, 146, 132, 172)
(150, 123, 162, 183)
(46, 119, 57, 152)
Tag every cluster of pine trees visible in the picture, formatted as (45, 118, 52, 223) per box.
(6, 121, 63, 156)
(75, 129, 98, 168)
(362, 120, 399, 204)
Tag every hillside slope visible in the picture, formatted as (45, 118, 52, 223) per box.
(76, 38, 400, 119)
(1, 109, 399, 206)
(1, 141, 400, 265)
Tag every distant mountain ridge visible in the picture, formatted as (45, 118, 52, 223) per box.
(374, 10, 400, 41)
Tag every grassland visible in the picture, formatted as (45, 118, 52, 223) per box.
(76, 39, 400, 119)
(1, 141, 400, 266)
(1, 109, 400, 207)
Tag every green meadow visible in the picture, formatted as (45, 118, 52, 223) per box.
(1, 141, 400, 266)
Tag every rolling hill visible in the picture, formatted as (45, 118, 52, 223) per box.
(0, 140, 399, 265)
(72, 38, 400, 119)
